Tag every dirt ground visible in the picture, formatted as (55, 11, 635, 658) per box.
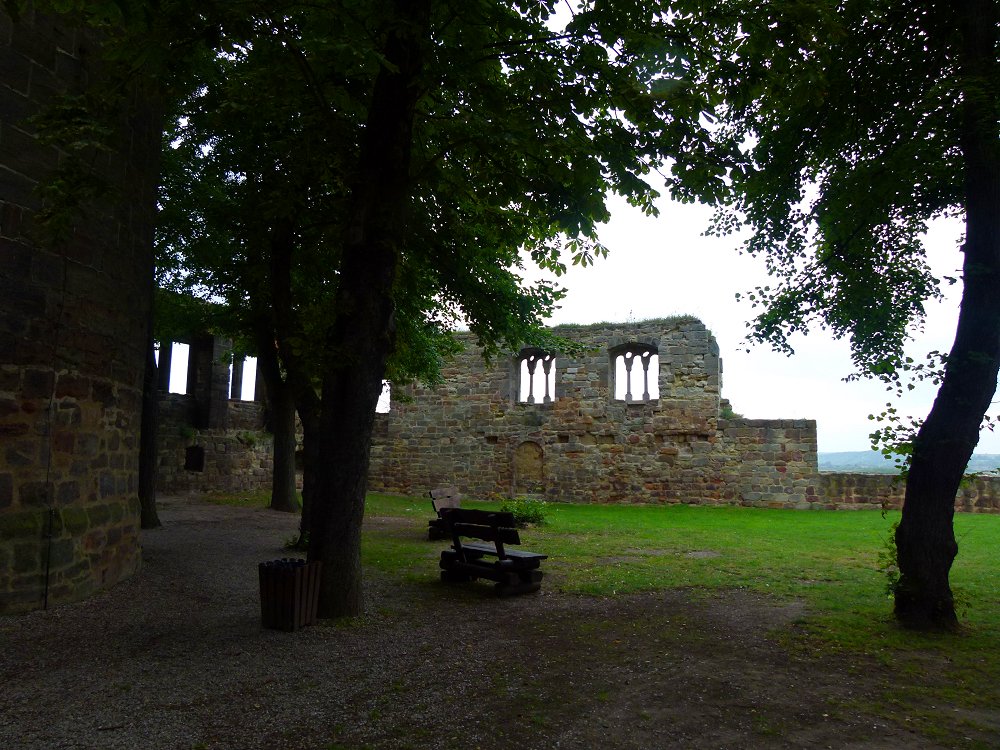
(0, 496, 980, 749)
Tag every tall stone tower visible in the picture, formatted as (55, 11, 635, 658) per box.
(0, 9, 159, 613)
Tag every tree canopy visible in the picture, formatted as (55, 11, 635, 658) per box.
(150, 0, 699, 616)
(664, 0, 1000, 629)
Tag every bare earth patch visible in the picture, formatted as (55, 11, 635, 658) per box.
(0, 496, 965, 749)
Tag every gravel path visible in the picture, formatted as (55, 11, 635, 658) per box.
(0, 496, 957, 749)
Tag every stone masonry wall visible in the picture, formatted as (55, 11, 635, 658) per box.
(156, 393, 274, 495)
(818, 472, 1000, 513)
(0, 11, 159, 613)
(367, 319, 822, 506)
(715, 418, 821, 508)
(144, 327, 1000, 515)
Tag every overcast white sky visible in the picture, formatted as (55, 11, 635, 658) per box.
(530, 194, 1000, 454)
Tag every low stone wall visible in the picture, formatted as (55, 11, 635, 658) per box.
(818, 472, 1000, 513)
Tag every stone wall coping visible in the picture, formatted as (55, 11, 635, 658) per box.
(723, 418, 818, 428)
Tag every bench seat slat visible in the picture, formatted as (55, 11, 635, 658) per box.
(459, 542, 546, 561)
(441, 549, 543, 572)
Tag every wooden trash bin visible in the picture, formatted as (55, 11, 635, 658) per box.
(258, 559, 322, 631)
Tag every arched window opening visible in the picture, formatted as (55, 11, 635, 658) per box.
(611, 344, 659, 403)
(518, 348, 556, 404)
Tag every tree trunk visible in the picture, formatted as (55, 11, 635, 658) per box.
(895, 0, 1000, 630)
(138, 330, 161, 529)
(297, 404, 320, 544)
(308, 0, 430, 618)
(268, 386, 300, 513)
(257, 210, 323, 526)
(254, 338, 299, 513)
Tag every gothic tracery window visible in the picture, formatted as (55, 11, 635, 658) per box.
(611, 343, 659, 402)
(518, 347, 556, 404)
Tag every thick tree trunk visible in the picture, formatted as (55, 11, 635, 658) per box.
(895, 0, 1000, 630)
(313, 359, 387, 616)
(138, 331, 161, 529)
(308, 0, 430, 618)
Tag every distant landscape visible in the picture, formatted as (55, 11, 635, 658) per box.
(819, 451, 1000, 475)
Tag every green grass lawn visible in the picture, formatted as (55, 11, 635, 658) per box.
(362, 493, 998, 628)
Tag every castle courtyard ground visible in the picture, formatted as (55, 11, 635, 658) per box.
(0, 496, 982, 749)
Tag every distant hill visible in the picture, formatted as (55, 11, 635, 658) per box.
(819, 451, 1000, 475)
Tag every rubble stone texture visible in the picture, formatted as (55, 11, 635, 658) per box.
(367, 319, 823, 506)
(151, 322, 1000, 513)
(366, 320, 1000, 512)
(156, 394, 274, 494)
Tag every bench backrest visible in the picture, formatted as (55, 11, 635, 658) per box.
(452, 522, 521, 547)
(429, 486, 462, 513)
(439, 507, 516, 527)
(438, 508, 521, 557)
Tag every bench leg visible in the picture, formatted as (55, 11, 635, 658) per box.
(495, 569, 543, 596)
(495, 580, 542, 596)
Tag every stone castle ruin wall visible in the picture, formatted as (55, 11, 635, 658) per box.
(150, 325, 1000, 514)
(157, 393, 274, 495)
(366, 319, 825, 507)
(153, 334, 275, 495)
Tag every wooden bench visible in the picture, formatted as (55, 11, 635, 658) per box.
(437, 507, 546, 596)
(427, 486, 462, 540)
